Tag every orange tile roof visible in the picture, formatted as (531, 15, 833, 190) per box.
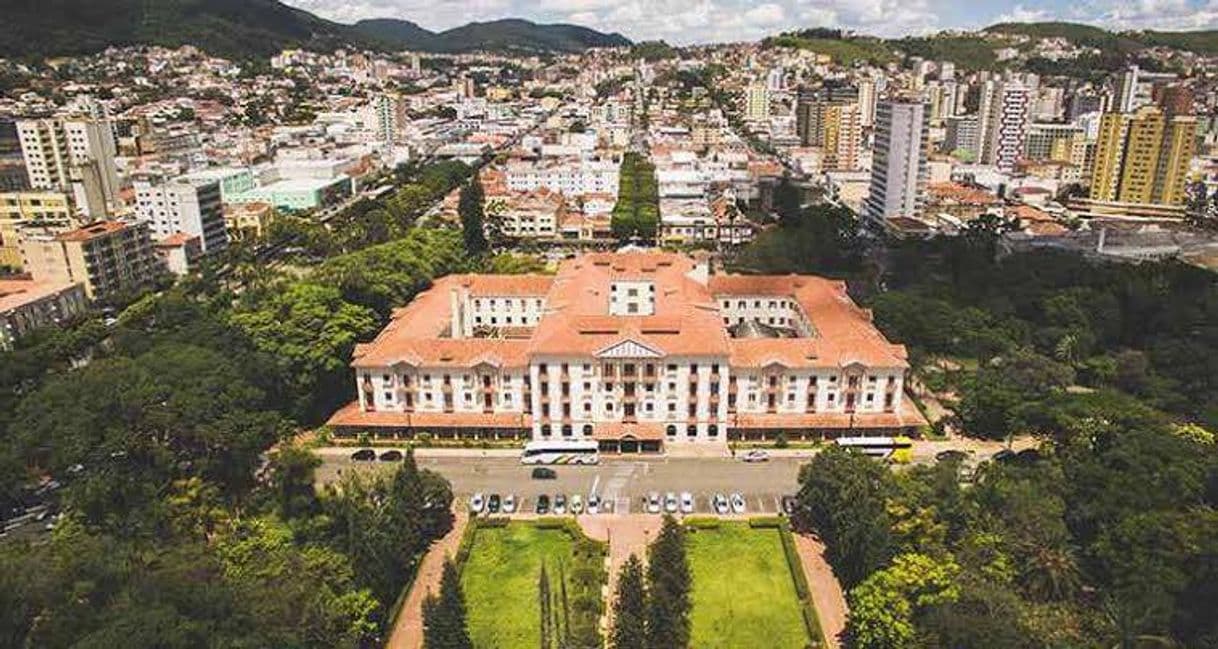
(0, 279, 80, 314)
(352, 252, 908, 372)
(56, 220, 134, 242)
(730, 398, 926, 430)
(326, 402, 532, 429)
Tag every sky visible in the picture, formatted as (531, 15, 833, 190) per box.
(284, 0, 1218, 44)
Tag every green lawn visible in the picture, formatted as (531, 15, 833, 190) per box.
(460, 523, 578, 649)
(687, 523, 812, 649)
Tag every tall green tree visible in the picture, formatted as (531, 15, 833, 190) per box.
(423, 560, 472, 649)
(645, 515, 690, 648)
(611, 554, 648, 649)
(795, 446, 895, 588)
(459, 175, 488, 254)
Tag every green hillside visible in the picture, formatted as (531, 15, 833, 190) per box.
(0, 1, 631, 60)
(0, 0, 368, 59)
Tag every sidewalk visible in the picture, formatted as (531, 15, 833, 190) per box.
(576, 514, 663, 629)
(793, 533, 847, 649)
(386, 510, 470, 649)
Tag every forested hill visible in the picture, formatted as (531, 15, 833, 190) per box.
(353, 18, 632, 54)
(0, 0, 631, 59)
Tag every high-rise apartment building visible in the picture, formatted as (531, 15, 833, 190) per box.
(796, 97, 862, 170)
(865, 101, 929, 224)
(19, 220, 159, 301)
(133, 174, 230, 254)
(744, 84, 770, 121)
(979, 81, 1031, 170)
(16, 118, 119, 218)
(1090, 105, 1197, 206)
(943, 115, 981, 158)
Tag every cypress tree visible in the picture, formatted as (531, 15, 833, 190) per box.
(424, 560, 473, 649)
(459, 175, 488, 254)
(539, 561, 552, 649)
(611, 554, 648, 649)
(645, 515, 691, 648)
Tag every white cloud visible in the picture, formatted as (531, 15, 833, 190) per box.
(993, 3, 1055, 23)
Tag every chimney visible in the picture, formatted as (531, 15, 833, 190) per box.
(449, 288, 462, 339)
(461, 285, 473, 337)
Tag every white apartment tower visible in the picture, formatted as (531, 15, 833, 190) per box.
(745, 84, 770, 121)
(865, 101, 929, 224)
(133, 175, 230, 254)
(17, 118, 120, 218)
(979, 81, 1031, 171)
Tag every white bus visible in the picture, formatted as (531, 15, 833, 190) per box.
(521, 440, 600, 465)
(835, 436, 914, 463)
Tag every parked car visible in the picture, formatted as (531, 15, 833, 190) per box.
(570, 494, 584, 514)
(741, 449, 770, 463)
(781, 495, 798, 516)
(713, 493, 730, 515)
(378, 449, 403, 462)
(487, 493, 501, 513)
(646, 492, 662, 514)
(730, 492, 747, 514)
(935, 449, 969, 463)
(350, 449, 376, 462)
(469, 493, 485, 514)
(553, 493, 568, 515)
(531, 467, 557, 480)
(502, 494, 517, 514)
(586, 494, 600, 515)
(536, 494, 550, 514)
(680, 492, 694, 514)
(664, 492, 679, 513)
(992, 449, 1017, 463)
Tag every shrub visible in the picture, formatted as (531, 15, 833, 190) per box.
(683, 516, 722, 529)
(749, 516, 786, 529)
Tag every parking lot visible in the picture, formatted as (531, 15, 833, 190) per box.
(317, 454, 806, 515)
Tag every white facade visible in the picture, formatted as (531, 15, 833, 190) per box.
(17, 118, 119, 218)
(134, 176, 230, 254)
(980, 81, 1031, 171)
(865, 101, 929, 223)
(504, 160, 619, 196)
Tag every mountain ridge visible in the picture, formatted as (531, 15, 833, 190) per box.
(0, 0, 632, 59)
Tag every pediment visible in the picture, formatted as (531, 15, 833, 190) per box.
(595, 338, 664, 359)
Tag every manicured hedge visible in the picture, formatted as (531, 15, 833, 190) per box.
(683, 516, 723, 529)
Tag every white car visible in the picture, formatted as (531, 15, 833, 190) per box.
(469, 493, 485, 514)
(680, 491, 694, 514)
(502, 494, 517, 514)
(646, 492, 662, 514)
(713, 493, 730, 515)
(730, 492, 747, 514)
(570, 493, 584, 514)
(664, 492, 679, 513)
(742, 449, 770, 463)
(587, 494, 600, 515)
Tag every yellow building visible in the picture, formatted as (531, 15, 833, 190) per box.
(0, 191, 75, 269)
(224, 201, 275, 240)
(1090, 106, 1197, 207)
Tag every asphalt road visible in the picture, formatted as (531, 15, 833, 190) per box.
(317, 455, 806, 515)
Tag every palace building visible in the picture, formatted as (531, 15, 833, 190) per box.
(327, 251, 925, 451)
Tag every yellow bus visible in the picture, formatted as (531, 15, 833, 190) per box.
(835, 436, 914, 463)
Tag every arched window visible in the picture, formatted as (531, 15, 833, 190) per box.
(561, 425, 573, 437)
(582, 424, 593, 436)
(541, 425, 552, 437)
(687, 425, 698, 437)
(708, 424, 719, 438)
(666, 424, 677, 436)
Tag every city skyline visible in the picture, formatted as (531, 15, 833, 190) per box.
(286, 0, 1218, 44)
